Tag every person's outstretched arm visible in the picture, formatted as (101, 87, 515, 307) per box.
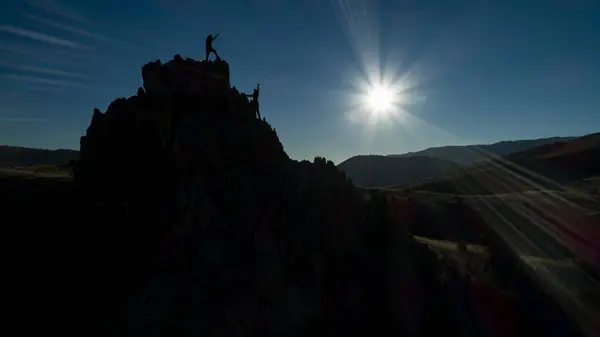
(214, 33, 220, 39)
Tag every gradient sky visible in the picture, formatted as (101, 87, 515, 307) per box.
(1, 0, 599, 163)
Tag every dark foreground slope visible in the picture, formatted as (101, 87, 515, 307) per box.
(338, 154, 461, 187)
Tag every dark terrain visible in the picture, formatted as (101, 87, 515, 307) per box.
(337, 154, 461, 187)
(412, 132, 600, 195)
(2, 54, 598, 337)
(338, 136, 574, 187)
(389, 136, 574, 164)
(0, 145, 78, 166)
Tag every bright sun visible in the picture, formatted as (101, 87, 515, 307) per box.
(366, 85, 395, 113)
(344, 66, 421, 127)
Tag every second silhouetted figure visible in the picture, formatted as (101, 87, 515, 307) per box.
(205, 33, 220, 62)
(245, 84, 261, 119)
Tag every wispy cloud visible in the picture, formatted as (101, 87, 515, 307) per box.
(24, 1, 148, 55)
(24, 0, 88, 24)
(0, 44, 31, 56)
(0, 117, 48, 123)
(4, 74, 85, 87)
(0, 91, 21, 99)
(22, 13, 113, 43)
(0, 43, 87, 69)
(0, 25, 90, 50)
(17, 12, 145, 55)
(25, 86, 67, 93)
(0, 62, 87, 79)
(0, 42, 87, 60)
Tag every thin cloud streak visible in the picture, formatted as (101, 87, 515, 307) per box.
(4, 74, 85, 87)
(0, 44, 86, 69)
(0, 117, 48, 122)
(24, 0, 88, 24)
(23, 13, 113, 43)
(0, 25, 90, 50)
(0, 62, 87, 79)
(18, 12, 145, 55)
(0, 91, 21, 99)
(0, 44, 31, 56)
(25, 86, 67, 93)
(0, 42, 90, 62)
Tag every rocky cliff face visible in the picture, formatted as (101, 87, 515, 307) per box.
(141, 55, 231, 96)
(76, 55, 288, 220)
(73, 55, 370, 336)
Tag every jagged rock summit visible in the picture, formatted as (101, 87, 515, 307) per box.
(141, 54, 231, 95)
(76, 54, 287, 204)
(73, 54, 358, 336)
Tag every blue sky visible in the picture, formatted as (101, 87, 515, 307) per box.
(1, 0, 599, 164)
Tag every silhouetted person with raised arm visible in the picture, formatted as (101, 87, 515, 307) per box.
(244, 84, 261, 119)
(205, 33, 220, 62)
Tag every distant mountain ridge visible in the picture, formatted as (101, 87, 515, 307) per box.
(388, 136, 575, 165)
(338, 136, 576, 188)
(337, 154, 461, 187)
(412, 132, 600, 194)
(0, 145, 78, 166)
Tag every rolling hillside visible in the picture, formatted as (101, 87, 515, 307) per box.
(411, 133, 600, 195)
(0, 146, 79, 167)
(337, 154, 462, 187)
(389, 136, 574, 165)
(339, 136, 574, 187)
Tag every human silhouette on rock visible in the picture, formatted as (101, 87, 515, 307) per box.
(205, 33, 220, 62)
(244, 84, 261, 119)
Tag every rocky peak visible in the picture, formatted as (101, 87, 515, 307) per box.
(76, 54, 288, 204)
(141, 55, 230, 96)
(73, 53, 359, 337)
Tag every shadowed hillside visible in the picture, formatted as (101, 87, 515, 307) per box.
(389, 137, 574, 165)
(337, 154, 461, 187)
(337, 137, 573, 188)
(412, 132, 600, 195)
(0, 145, 78, 166)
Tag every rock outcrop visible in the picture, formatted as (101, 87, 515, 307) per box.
(141, 55, 230, 96)
(76, 56, 286, 203)
(73, 55, 367, 337)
